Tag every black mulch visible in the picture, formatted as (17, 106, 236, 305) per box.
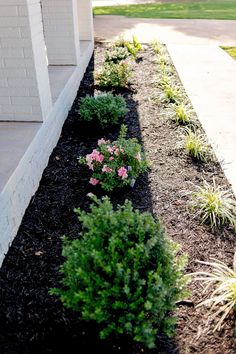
(0, 43, 235, 354)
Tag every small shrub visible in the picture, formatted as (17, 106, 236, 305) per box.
(115, 35, 143, 59)
(184, 129, 209, 161)
(96, 62, 131, 88)
(192, 254, 236, 331)
(79, 93, 128, 129)
(79, 125, 148, 191)
(174, 104, 191, 124)
(51, 196, 188, 349)
(189, 179, 236, 229)
(105, 46, 130, 63)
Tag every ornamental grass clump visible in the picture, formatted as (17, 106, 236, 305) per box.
(174, 103, 191, 125)
(79, 125, 148, 191)
(163, 83, 180, 104)
(51, 196, 188, 349)
(152, 40, 163, 55)
(78, 93, 128, 129)
(190, 179, 236, 230)
(192, 254, 236, 332)
(184, 129, 209, 161)
(96, 62, 131, 88)
(105, 46, 130, 64)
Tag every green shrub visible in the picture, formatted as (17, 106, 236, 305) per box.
(51, 196, 188, 349)
(79, 125, 148, 191)
(105, 46, 130, 63)
(96, 62, 131, 88)
(79, 93, 128, 129)
(190, 179, 236, 230)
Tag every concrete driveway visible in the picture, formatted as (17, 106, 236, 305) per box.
(94, 16, 236, 46)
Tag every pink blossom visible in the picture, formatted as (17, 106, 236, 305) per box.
(96, 153, 104, 163)
(102, 165, 113, 173)
(98, 138, 106, 146)
(135, 152, 142, 162)
(87, 162, 94, 170)
(114, 148, 120, 156)
(87, 149, 104, 163)
(107, 146, 114, 154)
(109, 156, 114, 161)
(89, 178, 100, 186)
(117, 167, 128, 179)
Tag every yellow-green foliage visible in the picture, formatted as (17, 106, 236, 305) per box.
(190, 179, 236, 229)
(193, 254, 236, 331)
(184, 130, 209, 161)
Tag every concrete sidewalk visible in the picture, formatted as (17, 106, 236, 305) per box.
(167, 44, 236, 195)
(94, 16, 236, 46)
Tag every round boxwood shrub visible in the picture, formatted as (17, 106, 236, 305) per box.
(51, 196, 188, 349)
(78, 93, 128, 129)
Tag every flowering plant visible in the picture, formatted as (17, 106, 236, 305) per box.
(79, 125, 148, 191)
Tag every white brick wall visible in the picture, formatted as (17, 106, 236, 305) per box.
(77, 0, 93, 41)
(0, 0, 52, 122)
(0, 41, 94, 266)
(41, 0, 80, 65)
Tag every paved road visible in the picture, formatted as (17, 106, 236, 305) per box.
(94, 16, 236, 45)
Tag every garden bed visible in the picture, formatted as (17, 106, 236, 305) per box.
(0, 43, 235, 354)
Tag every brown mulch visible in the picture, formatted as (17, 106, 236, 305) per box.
(0, 43, 235, 354)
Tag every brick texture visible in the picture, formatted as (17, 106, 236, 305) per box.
(0, 0, 52, 122)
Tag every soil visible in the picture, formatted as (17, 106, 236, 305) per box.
(0, 43, 235, 354)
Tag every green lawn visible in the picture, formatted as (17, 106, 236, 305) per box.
(221, 46, 236, 60)
(93, 0, 236, 20)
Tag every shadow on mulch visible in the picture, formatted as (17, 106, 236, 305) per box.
(0, 46, 178, 354)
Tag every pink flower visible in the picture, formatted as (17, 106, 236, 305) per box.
(98, 138, 106, 146)
(114, 148, 120, 156)
(102, 165, 113, 173)
(135, 152, 142, 162)
(109, 156, 114, 161)
(87, 162, 94, 170)
(97, 153, 104, 163)
(117, 167, 128, 180)
(107, 146, 114, 154)
(89, 178, 100, 186)
(87, 150, 104, 163)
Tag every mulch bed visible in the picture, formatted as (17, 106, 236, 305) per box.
(0, 43, 235, 354)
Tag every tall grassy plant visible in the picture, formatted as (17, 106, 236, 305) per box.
(192, 254, 236, 331)
(190, 179, 236, 229)
(184, 129, 209, 161)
